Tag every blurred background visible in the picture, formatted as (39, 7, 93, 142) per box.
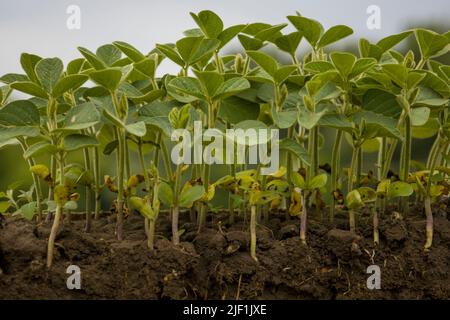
(0, 0, 449, 209)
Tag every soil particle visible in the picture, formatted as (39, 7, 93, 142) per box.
(1, 207, 449, 299)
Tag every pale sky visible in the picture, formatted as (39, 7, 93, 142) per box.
(0, 0, 449, 75)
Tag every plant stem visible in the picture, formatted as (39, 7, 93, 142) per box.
(93, 147, 101, 220)
(172, 164, 181, 245)
(111, 91, 126, 241)
(83, 147, 92, 232)
(330, 130, 343, 223)
(299, 192, 307, 245)
(18, 139, 43, 222)
(161, 139, 173, 179)
(312, 126, 319, 177)
(378, 137, 387, 180)
(250, 205, 258, 262)
(373, 206, 379, 245)
(348, 144, 360, 193)
(116, 129, 125, 241)
(349, 210, 356, 233)
(381, 139, 398, 178)
(400, 113, 412, 214)
(424, 136, 444, 250)
(356, 147, 363, 188)
(138, 138, 151, 239)
(47, 151, 65, 269)
(46, 155, 57, 223)
(46, 204, 61, 268)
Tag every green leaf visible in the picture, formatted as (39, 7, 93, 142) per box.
(103, 140, 118, 155)
(0, 100, 40, 126)
(414, 87, 448, 107)
(410, 107, 430, 126)
(412, 118, 439, 139)
(357, 187, 377, 203)
(308, 173, 327, 189)
(102, 109, 124, 128)
(169, 105, 191, 129)
(279, 138, 310, 165)
(113, 41, 145, 62)
(376, 31, 413, 52)
(96, 44, 122, 66)
(354, 111, 402, 140)
(238, 35, 264, 51)
(190, 10, 224, 39)
(78, 47, 106, 70)
(10, 81, 48, 99)
(271, 104, 297, 129)
(156, 44, 184, 67)
(318, 113, 354, 133)
(167, 77, 205, 100)
(218, 96, 260, 124)
(274, 66, 297, 84)
(346, 190, 363, 209)
(287, 15, 323, 47)
(304, 61, 334, 73)
(89, 68, 122, 91)
(133, 57, 157, 79)
(0, 127, 40, 142)
(195, 71, 224, 98)
(381, 64, 409, 89)
(362, 89, 402, 118)
(0, 201, 11, 214)
(125, 121, 147, 137)
(0, 73, 29, 84)
(290, 172, 306, 189)
(217, 24, 246, 49)
(254, 23, 287, 41)
(35, 58, 63, 93)
(19, 202, 37, 221)
(20, 53, 42, 84)
(138, 101, 174, 135)
(246, 50, 278, 77)
(176, 37, 220, 66)
(330, 52, 357, 78)
(179, 185, 205, 207)
(387, 181, 413, 198)
(67, 58, 86, 75)
(159, 182, 174, 206)
(214, 77, 250, 100)
(418, 71, 449, 98)
(130, 89, 165, 104)
(317, 25, 353, 48)
(63, 134, 99, 151)
(297, 106, 326, 130)
(349, 58, 377, 79)
(64, 201, 78, 211)
(24, 141, 57, 159)
(52, 74, 88, 97)
(63, 102, 101, 130)
(359, 38, 383, 60)
(415, 29, 449, 58)
(275, 32, 303, 55)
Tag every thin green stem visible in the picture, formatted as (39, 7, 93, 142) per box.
(330, 130, 343, 223)
(348, 145, 360, 193)
(172, 164, 181, 245)
(93, 147, 101, 220)
(83, 147, 92, 232)
(250, 205, 258, 262)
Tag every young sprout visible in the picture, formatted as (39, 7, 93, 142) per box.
(247, 182, 278, 262)
(290, 171, 327, 244)
(346, 187, 376, 233)
(376, 180, 413, 244)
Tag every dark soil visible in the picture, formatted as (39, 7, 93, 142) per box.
(1, 203, 449, 300)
